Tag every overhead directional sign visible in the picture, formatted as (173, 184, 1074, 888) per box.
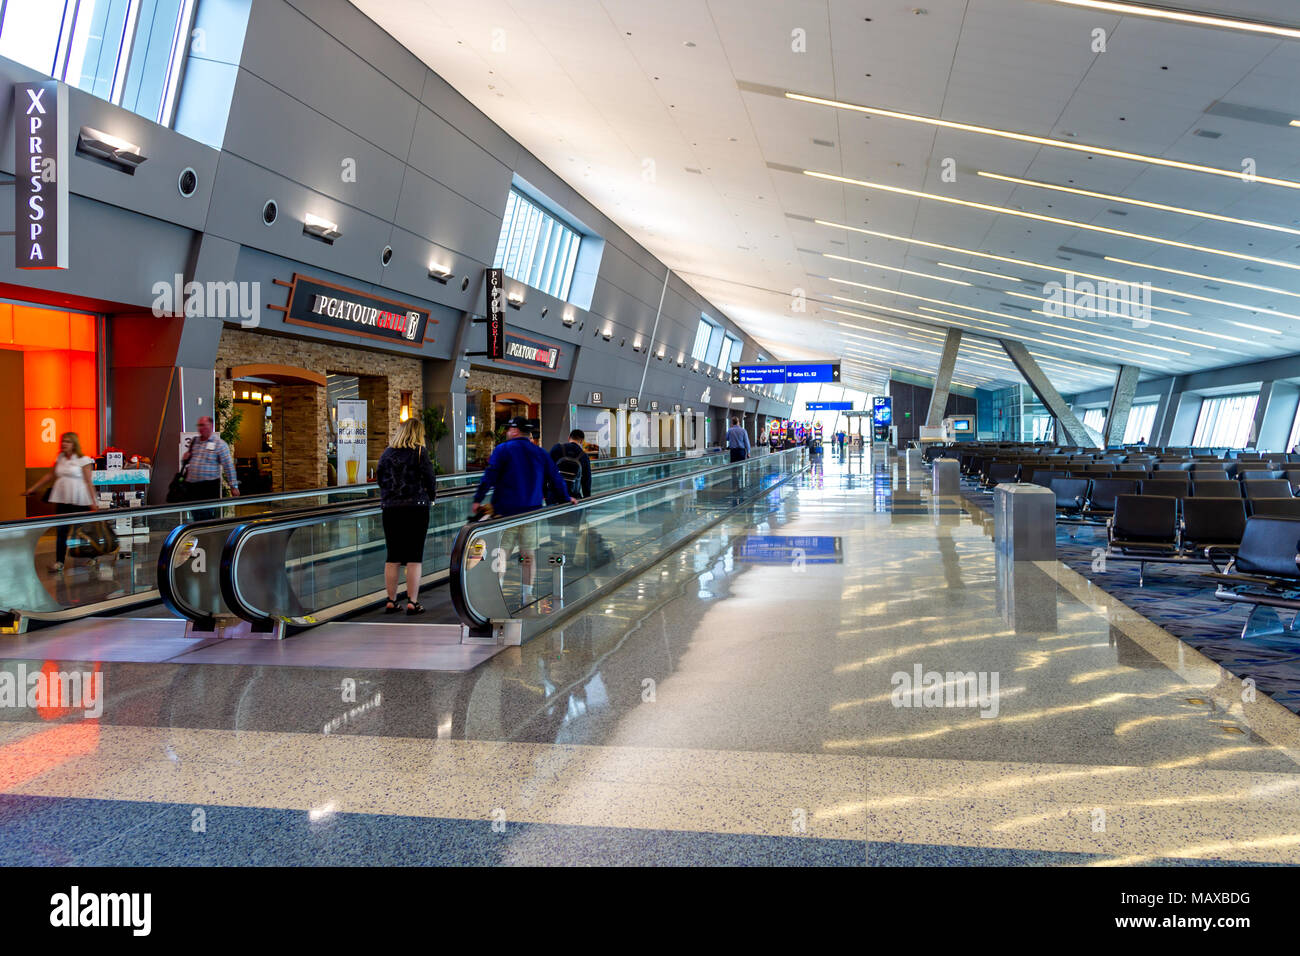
(806, 401, 853, 411)
(732, 362, 839, 385)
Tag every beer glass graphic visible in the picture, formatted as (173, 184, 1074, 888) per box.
(345, 458, 359, 484)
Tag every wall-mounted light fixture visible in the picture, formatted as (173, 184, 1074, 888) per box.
(251, 391, 263, 402)
(692, 361, 699, 372)
(428, 262, 452, 283)
(399, 390, 412, 422)
(76, 126, 146, 172)
(657, 345, 666, 360)
(263, 393, 273, 404)
(602, 326, 613, 341)
(240, 390, 250, 400)
(633, 336, 643, 351)
(507, 290, 524, 309)
(563, 309, 576, 326)
(303, 212, 341, 243)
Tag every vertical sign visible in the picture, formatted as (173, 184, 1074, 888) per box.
(486, 268, 505, 360)
(337, 400, 368, 485)
(14, 81, 69, 270)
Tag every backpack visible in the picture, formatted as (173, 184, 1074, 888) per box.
(555, 443, 583, 497)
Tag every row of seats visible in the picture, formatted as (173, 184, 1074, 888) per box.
(1048, 476, 1299, 519)
(1109, 494, 1247, 558)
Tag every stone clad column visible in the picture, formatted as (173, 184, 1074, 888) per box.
(1000, 339, 1101, 448)
(1102, 365, 1140, 447)
(926, 329, 962, 427)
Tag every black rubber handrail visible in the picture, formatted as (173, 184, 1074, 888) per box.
(217, 452, 730, 629)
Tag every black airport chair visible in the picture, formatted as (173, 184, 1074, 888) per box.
(1247, 499, 1300, 520)
(1240, 470, 1285, 482)
(984, 462, 1020, 487)
(1086, 478, 1141, 517)
(1050, 477, 1090, 516)
(1106, 494, 1180, 585)
(1244, 480, 1295, 503)
(1153, 461, 1194, 472)
(1030, 469, 1068, 489)
(1140, 478, 1189, 498)
(1191, 480, 1243, 498)
(1181, 497, 1247, 559)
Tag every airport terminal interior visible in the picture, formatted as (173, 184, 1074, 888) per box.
(5, 0, 1300, 883)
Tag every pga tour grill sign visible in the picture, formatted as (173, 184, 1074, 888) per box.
(273, 274, 432, 347)
(14, 81, 69, 270)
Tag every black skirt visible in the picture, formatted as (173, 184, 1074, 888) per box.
(381, 504, 430, 564)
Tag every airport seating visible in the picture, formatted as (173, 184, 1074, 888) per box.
(1139, 478, 1190, 498)
(1182, 497, 1247, 558)
(1211, 517, 1300, 638)
(1248, 499, 1300, 520)
(1050, 477, 1090, 516)
(1244, 480, 1295, 503)
(1086, 478, 1140, 517)
(983, 462, 1020, 487)
(1191, 480, 1243, 498)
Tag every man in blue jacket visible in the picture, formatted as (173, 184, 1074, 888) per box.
(471, 417, 577, 603)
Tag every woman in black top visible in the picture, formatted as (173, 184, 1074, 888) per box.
(375, 418, 437, 615)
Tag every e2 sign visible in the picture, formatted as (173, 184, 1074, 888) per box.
(14, 81, 69, 270)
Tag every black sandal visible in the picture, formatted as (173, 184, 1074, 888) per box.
(405, 602, 425, 616)
(384, 600, 401, 614)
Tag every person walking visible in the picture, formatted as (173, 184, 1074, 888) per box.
(182, 415, 239, 502)
(376, 418, 437, 615)
(549, 428, 592, 500)
(472, 416, 577, 604)
(25, 431, 99, 572)
(726, 416, 750, 463)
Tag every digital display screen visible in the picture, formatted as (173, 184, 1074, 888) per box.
(872, 398, 893, 427)
(953, 420, 971, 432)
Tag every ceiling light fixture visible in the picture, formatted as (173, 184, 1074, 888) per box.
(803, 168, 1300, 273)
(1045, 0, 1300, 41)
(813, 218, 1289, 342)
(937, 262, 1023, 282)
(977, 170, 1300, 237)
(822, 252, 970, 284)
(1102, 256, 1300, 302)
(785, 92, 1300, 190)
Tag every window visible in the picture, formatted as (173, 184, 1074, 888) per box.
(691, 317, 716, 363)
(493, 189, 582, 301)
(1081, 407, 1106, 435)
(704, 322, 725, 367)
(1287, 402, 1300, 453)
(728, 337, 743, 374)
(1123, 403, 1158, 445)
(0, 0, 197, 125)
(1192, 393, 1259, 449)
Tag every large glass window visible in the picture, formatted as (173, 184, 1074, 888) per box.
(1081, 407, 1106, 435)
(1192, 393, 1259, 449)
(719, 334, 740, 374)
(1123, 402, 1158, 445)
(0, 0, 195, 124)
(704, 321, 725, 367)
(493, 189, 582, 301)
(1286, 401, 1300, 453)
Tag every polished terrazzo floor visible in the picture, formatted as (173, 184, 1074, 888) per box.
(2, 450, 1298, 865)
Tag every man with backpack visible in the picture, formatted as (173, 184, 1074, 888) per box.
(549, 429, 592, 500)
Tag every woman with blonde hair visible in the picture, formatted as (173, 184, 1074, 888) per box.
(375, 417, 437, 615)
(24, 431, 99, 572)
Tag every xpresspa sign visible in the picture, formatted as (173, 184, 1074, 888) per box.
(14, 80, 69, 270)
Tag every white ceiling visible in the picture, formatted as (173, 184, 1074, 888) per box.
(350, 0, 1300, 395)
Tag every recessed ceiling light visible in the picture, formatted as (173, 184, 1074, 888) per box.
(785, 91, 1300, 191)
